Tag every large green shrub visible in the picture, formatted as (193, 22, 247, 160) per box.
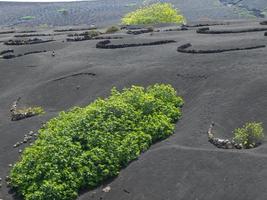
(10, 84, 183, 200)
(234, 122, 264, 148)
(121, 3, 186, 25)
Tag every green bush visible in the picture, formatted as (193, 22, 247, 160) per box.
(234, 122, 264, 148)
(57, 8, 68, 15)
(17, 106, 45, 115)
(21, 16, 35, 20)
(105, 26, 120, 34)
(10, 84, 183, 200)
(121, 3, 186, 25)
(84, 30, 100, 38)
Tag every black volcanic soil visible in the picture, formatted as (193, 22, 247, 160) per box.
(0, 0, 258, 27)
(0, 20, 267, 200)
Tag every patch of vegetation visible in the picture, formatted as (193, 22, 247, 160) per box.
(121, 3, 186, 25)
(10, 84, 183, 200)
(17, 106, 45, 115)
(11, 106, 45, 121)
(84, 30, 100, 39)
(21, 16, 35, 20)
(233, 7, 257, 19)
(146, 26, 154, 32)
(105, 26, 120, 34)
(124, 3, 137, 7)
(38, 24, 49, 29)
(234, 122, 264, 148)
(57, 8, 68, 15)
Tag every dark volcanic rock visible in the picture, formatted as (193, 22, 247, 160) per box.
(177, 42, 266, 53)
(197, 27, 267, 34)
(4, 38, 54, 45)
(96, 39, 176, 49)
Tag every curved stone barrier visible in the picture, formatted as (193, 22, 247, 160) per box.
(23, 50, 47, 56)
(52, 72, 96, 82)
(0, 30, 15, 35)
(120, 25, 145, 30)
(4, 38, 54, 45)
(126, 29, 154, 35)
(207, 123, 242, 149)
(185, 23, 228, 28)
(197, 27, 267, 34)
(1, 50, 47, 59)
(54, 27, 97, 32)
(96, 39, 176, 49)
(177, 43, 266, 54)
(17, 30, 36, 33)
(260, 21, 267, 25)
(0, 49, 14, 55)
(14, 33, 63, 38)
(66, 36, 123, 42)
(162, 27, 188, 32)
(10, 97, 31, 121)
(10, 97, 40, 121)
(177, 73, 208, 80)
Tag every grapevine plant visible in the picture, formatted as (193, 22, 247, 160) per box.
(234, 122, 264, 148)
(10, 84, 184, 200)
(121, 3, 186, 25)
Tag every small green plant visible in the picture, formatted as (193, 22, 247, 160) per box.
(121, 3, 186, 25)
(146, 26, 154, 32)
(10, 84, 183, 200)
(19, 106, 45, 115)
(11, 106, 45, 121)
(38, 23, 49, 29)
(105, 26, 120, 34)
(84, 30, 100, 38)
(21, 16, 35, 20)
(57, 8, 68, 15)
(125, 3, 137, 7)
(234, 122, 264, 148)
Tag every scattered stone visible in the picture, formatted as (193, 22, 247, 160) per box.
(19, 149, 22, 153)
(8, 164, 12, 167)
(102, 186, 111, 193)
(123, 189, 130, 194)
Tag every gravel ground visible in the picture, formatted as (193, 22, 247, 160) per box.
(0, 20, 267, 200)
(0, 0, 261, 27)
